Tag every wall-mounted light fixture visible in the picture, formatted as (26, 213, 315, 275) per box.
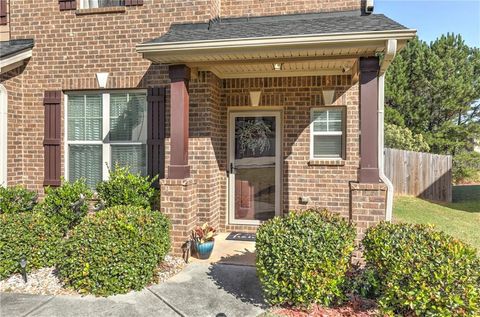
(249, 90, 262, 107)
(272, 63, 283, 71)
(322, 89, 335, 105)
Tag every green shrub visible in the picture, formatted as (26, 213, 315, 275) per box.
(363, 222, 480, 316)
(58, 205, 170, 296)
(453, 151, 480, 184)
(385, 123, 430, 152)
(37, 179, 93, 234)
(0, 212, 63, 279)
(0, 185, 37, 214)
(256, 209, 356, 307)
(96, 165, 157, 209)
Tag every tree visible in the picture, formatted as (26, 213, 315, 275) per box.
(385, 34, 480, 155)
(385, 123, 430, 152)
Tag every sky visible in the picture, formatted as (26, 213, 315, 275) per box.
(376, 0, 480, 48)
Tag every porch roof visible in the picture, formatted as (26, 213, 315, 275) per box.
(143, 11, 407, 44)
(0, 39, 34, 74)
(137, 11, 416, 78)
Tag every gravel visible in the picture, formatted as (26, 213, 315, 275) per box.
(0, 255, 186, 296)
(155, 255, 187, 283)
(0, 267, 77, 296)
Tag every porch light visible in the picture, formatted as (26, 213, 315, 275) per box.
(322, 89, 336, 105)
(272, 63, 283, 71)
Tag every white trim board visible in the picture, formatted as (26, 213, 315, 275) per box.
(0, 84, 7, 186)
(0, 50, 32, 74)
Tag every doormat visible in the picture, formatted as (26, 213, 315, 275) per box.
(226, 232, 256, 242)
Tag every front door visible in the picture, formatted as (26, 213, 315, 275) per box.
(228, 111, 281, 225)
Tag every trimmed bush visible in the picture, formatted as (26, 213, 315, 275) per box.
(96, 165, 157, 209)
(58, 206, 170, 296)
(363, 222, 480, 316)
(0, 185, 37, 214)
(0, 212, 63, 279)
(256, 209, 356, 307)
(37, 179, 93, 234)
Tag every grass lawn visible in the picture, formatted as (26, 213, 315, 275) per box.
(393, 185, 480, 252)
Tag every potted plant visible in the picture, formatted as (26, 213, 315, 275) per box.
(192, 223, 216, 259)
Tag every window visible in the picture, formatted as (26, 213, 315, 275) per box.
(310, 108, 345, 159)
(80, 0, 125, 9)
(66, 91, 147, 188)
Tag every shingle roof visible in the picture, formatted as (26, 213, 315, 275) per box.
(144, 11, 408, 44)
(0, 39, 34, 59)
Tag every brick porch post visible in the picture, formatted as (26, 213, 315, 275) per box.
(160, 64, 198, 256)
(351, 57, 387, 257)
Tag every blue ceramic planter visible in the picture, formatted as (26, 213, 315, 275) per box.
(195, 240, 215, 259)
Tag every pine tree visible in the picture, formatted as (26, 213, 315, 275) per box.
(385, 34, 480, 155)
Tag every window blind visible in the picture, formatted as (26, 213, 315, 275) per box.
(69, 144, 102, 188)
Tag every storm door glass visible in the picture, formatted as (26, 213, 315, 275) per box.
(232, 114, 278, 222)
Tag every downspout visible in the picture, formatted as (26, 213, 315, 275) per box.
(378, 39, 396, 221)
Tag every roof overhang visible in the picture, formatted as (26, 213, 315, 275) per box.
(0, 48, 33, 74)
(137, 29, 416, 78)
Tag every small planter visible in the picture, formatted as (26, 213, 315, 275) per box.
(194, 240, 215, 259)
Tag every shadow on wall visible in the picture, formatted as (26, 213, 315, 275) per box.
(207, 249, 268, 309)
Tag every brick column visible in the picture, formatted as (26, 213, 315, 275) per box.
(358, 57, 380, 183)
(350, 182, 386, 241)
(168, 64, 191, 179)
(160, 178, 198, 256)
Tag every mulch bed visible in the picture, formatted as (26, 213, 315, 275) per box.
(270, 296, 378, 317)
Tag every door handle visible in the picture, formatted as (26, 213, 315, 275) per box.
(230, 163, 236, 174)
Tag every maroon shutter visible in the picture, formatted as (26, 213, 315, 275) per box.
(59, 0, 76, 11)
(125, 0, 143, 6)
(43, 91, 62, 187)
(147, 87, 166, 188)
(0, 0, 7, 25)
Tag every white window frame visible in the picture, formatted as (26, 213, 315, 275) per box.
(80, 0, 125, 9)
(310, 107, 345, 160)
(64, 90, 147, 184)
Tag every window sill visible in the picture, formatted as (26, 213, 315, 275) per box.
(308, 159, 345, 166)
(76, 6, 126, 15)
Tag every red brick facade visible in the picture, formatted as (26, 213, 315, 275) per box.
(1, 0, 388, 253)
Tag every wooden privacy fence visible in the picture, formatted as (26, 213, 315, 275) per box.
(384, 148, 452, 202)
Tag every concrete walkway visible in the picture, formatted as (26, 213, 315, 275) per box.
(1, 240, 266, 317)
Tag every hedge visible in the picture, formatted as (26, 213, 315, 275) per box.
(37, 179, 93, 234)
(96, 165, 158, 209)
(256, 209, 356, 307)
(0, 185, 37, 214)
(363, 222, 480, 316)
(0, 212, 63, 279)
(58, 206, 170, 296)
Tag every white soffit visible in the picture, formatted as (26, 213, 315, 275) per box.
(0, 49, 32, 74)
(137, 30, 415, 78)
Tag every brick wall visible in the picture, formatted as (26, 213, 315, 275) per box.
(160, 178, 198, 255)
(0, 0, 388, 245)
(221, 76, 359, 222)
(0, 0, 363, 192)
(350, 183, 387, 241)
(221, 0, 362, 17)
